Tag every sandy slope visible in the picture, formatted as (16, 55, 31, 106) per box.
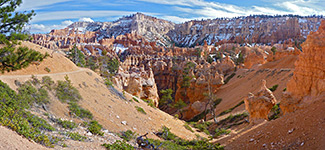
(0, 126, 49, 150)
(225, 94, 325, 150)
(215, 55, 297, 116)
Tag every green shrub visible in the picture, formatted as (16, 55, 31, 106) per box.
(66, 132, 86, 141)
(68, 102, 93, 119)
(271, 46, 277, 54)
(88, 120, 104, 136)
(44, 67, 51, 73)
(172, 99, 187, 109)
(135, 106, 146, 115)
(224, 73, 236, 84)
(268, 103, 281, 120)
(0, 80, 58, 147)
(57, 119, 77, 129)
(159, 89, 173, 108)
(119, 130, 136, 142)
(214, 128, 231, 138)
(0, 42, 48, 73)
(24, 111, 55, 131)
(269, 84, 279, 92)
(104, 78, 113, 87)
(55, 76, 81, 103)
(41, 76, 54, 90)
(102, 140, 133, 150)
(17, 81, 49, 108)
(218, 101, 244, 116)
(218, 112, 249, 127)
(148, 126, 223, 150)
(184, 124, 194, 133)
(192, 122, 212, 135)
(132, 97, 139, 103)
(283, 87, 287, 92)
(142, 99, 155, 108)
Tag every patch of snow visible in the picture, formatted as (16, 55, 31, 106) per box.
(113, 44, 128, 53)
(84, 47, 92, 55)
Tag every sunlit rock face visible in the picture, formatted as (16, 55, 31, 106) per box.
(281, 20, 325, 114)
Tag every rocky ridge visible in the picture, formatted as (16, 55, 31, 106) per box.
(33, 13, 323, 48)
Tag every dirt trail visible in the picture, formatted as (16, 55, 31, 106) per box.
(0, 68, 86, 79)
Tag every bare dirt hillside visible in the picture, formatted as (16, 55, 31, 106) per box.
(214, 55, 297, 116)
(225, 94, 325, 149)
(4, 41, 79, 75)
(0, 42, 204, 149)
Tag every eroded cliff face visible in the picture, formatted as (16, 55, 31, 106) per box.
(33, 13, 323, 48)
(176, 62, 225, 121)
(113, 65, 159, 106)
(281, 20, 325, 114)
(169, 17, 323, 46)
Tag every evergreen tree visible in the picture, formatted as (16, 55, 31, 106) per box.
(68, 45, 86, 67)
(0, 0, 35, 33)
(0, 0, 47, 73)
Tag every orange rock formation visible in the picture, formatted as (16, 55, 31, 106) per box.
(244, 80, 277, 123)
(281, 20, 325, 114)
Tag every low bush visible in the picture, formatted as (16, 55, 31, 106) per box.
(41, 76, 54, 90)
(218, 101, 244, 116)
(135, 106, 146, 115)
(132, 97, 139, 103)
(191, 122, 212, 135)
(142, 99, 155, 108)
(119, 130, 137, 142)
(55, 76, 81, 103)
(0, 80, 57, 147)
(65, 132, 86, 141)
(102, 140, 133, 150)
(87, 120, 104, 136)
(268, 103, 281, 120)
(104, 78, 113, 87)
(269, 84, 279, 92)
(17, 81, 50, 108)
(183, 124, 194, 133)
(213, 128, 231, 138)
(224, 73, 236, 84)
(57, 119, 77, 129)
(148, 126, 223, 150)
(68, 102, 93, 119)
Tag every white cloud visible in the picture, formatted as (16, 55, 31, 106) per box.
(161, 16, 193, 23)
(31, 10, 136, 23)
(138, 0, 325, 19)
(276, 0, 325, 15)
(27, 20, 73, 33)
(18, 0, 71, 11)
(78, 17, 94, 22)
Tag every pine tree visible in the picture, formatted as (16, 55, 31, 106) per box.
(0, 0, 48, 73)
(0, 0, 35, 33)
(68, 45, 86, 67)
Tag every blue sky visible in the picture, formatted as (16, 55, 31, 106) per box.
(18, 0, 325, 33)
